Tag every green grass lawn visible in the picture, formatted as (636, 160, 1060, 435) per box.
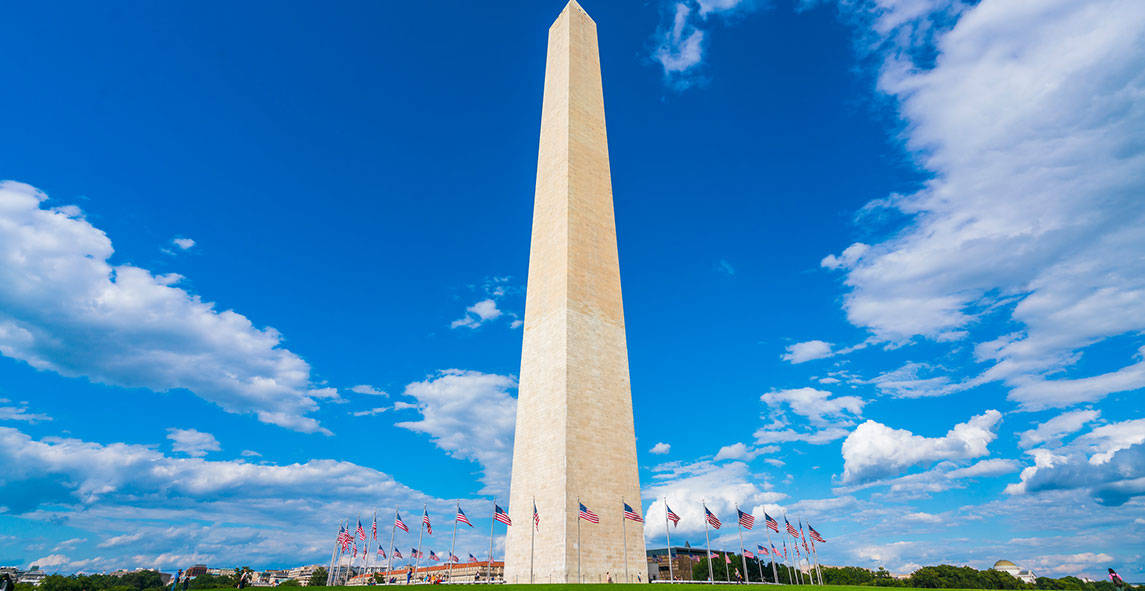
(274, 584, 957, 586)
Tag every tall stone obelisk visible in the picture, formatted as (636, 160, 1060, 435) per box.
(504, 0, 644, 584)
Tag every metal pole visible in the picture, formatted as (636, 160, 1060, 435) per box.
(326, 520, 342, 586)
(388, 512, 397, 584)
(664, 498, 674, 583)
(757, 547, 765, 584)
(414, 505, 425, 582)
(623, 498, 630, 583)
(737, 507, 748, 584)
(449, 504, 458, 582)
(703, 501, 714, 584)
(765, 530, 778, 584)
(488, 500, 496, 583)
(530, 497, 535, 584)
(577, 497, 583, 584)
(811, 539, 824, 585)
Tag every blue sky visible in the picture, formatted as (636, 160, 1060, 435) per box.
(1, 0, 1143, 581)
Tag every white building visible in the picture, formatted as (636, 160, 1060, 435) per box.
(993, 560, 1037, 584)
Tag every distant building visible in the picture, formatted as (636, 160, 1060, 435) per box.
(18, 570, 47, 586)
(993, 560, 1037, 584)
(286, 565, 322, 585)
(357, 561, 503, 585)
(646, 547, 712, 581)
(185, 565, 208, 578)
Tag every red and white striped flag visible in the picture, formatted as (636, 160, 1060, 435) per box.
(394, 512, 409, 533)
(809, 524, 826, 543)
(422, 509, 433, 534)
(494, 504, 512, 526)
(456, 505, 473, 527)
(665, 504, 681, 527)
(533, 502, 540, 530)
(578, 502, 599, 524)
(764, 512, 779, 533)
(744, 549, 755, 559)
(704, 506, 721, 529)
(785, 517, 799, 537)
(356, 519, 367, 540)
(737, 509, 755, 530)
(623, 502, 644, 522)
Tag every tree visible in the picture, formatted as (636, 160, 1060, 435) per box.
(278, 580, 301, 587)
(307, 568, 328, 587)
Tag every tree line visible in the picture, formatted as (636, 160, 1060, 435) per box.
(686, 556, 1136, 590)
(13, 567, 329, 591)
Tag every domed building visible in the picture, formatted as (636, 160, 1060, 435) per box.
(992, 560, 1037, 584)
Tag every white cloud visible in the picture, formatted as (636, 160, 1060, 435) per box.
(1017, 409, 1101, 449)
(818, 0, 1145, 410)
(350, 384, 387, 397)
(450, 299, 503, 329)
(0, 181, 331, 433)
(713, 442, 776, 461)
(754, 387, 865, 446)
(0, 425, 493, 574)
(781, 340, 834, 364)
(717, 259, 735, 276)
(841, 409, 1002, 483)
(239, 449, 261, 457)
(395, 370, 517, 495)
(0, 400, 51, 423)
(166, 428, 220, 457)
(650, 0, 757, 88)
(642, 459, 785, 539)
(171, 237, 195, 251)
(650, 442, 671, 455)
(868, 362, 970, 398)
(351, 406, 390, 417)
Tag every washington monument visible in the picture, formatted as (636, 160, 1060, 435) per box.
(504, 0, 645, 584)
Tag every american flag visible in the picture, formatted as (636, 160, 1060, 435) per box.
(336, 525, 352, 549)
(737, 509, 755, 530)
(392, 548, 403, 559)
(456, 506, 473, 527)
(468, 553, 479, 563)
(372, 515, 377, 539)
(665, 504, 680, 527)
(774, 543, 782, 559)
(494, 504, 512, 526)
(352, 543, 358, 558)
(709, 552, 719, 559)
(449, 554, 459, 563)
(377, 545, 386, 559)
(757, 544, 769, 556)
(808, 525, 826, 543)
(429, 551, 440, 562)
(533, 502, 540, 530)
(422, 509, 433, 534)
(578, 502, 599, 524)
(785, 517, 799, 537)
(623, 502, 644, 522)
(704, 506, 721, 529)
(356, 519, 367, 540)
(410, 548, 422, 559)
(394, 512, 409, 533)
(764, 512, 778, 533)
(725, 553, 732, 564)
(744, 549, 755, 559)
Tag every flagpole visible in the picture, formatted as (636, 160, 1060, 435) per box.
(448, 503, 459, 583)
(530, 497, 536, 584)
(326, 520, 342, 586)
(737, 506, 748, 584)
(783, 537, 793, 585)
(487, 500, 496, 583)
(577, 496, 583, 584)
(757, 545, 765, 584)
(387, 510, 396, 584)
(702, 500, 714, 585)
(367, 511, 375, 578)
(811, 537, 824, 585)
(764, 529, 783, 584)
(724, 551, 730, 583)
(414, 505, 425, 582)
(622, 498, 630, 583)
(663, 498, 674, 583)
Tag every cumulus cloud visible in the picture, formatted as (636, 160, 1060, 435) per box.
(1006, 418, 1145, 506)
(754, 387, 865, 446)
(713, 442, 776, 461)
(642, 459, 785, 539)
(0, 181, 332, 433)
(650, 442, 671, 455)
(781, 340, 834, 364)
(841, 410, 1002, 483)
(818, 0, 1145, 410)
(0, 425, 492, 573)
(166, 428, 220, 457)
(450, 299, 503, 329)
(395, 370, 517, 495)
(171, 237, 195, 251)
